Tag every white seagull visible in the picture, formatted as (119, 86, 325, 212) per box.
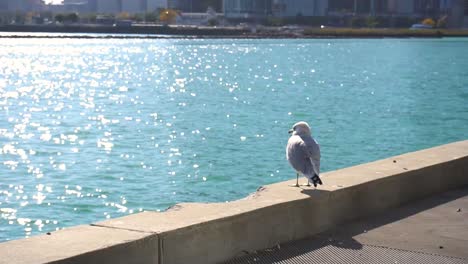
(286, 121, 322, 187)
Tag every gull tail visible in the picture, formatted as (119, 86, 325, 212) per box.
(305, 174, 323, 188)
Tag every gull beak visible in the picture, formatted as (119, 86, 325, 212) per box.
(288, 129, 293, 134)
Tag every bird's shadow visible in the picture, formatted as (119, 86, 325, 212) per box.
(299, 187, 327, 198)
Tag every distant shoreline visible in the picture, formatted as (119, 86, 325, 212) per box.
(0, 24, 249, 37)
(1, 24, 468, 39)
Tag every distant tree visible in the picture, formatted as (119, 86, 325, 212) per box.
(422, 18, 435, 27)
(159, 9, 178, 24)
(266, 16, 284, 26)
(295, 12, 305, 24)
(144, 11, 159, 23)
(54, 13, 79, 24)
(41, 10, 53, 18)
(437, 15, 448, 28)
(0, 13, 8, 25)
(393, 16, 418, 28)
(65, 13, 79, 23)
(365, 16, 379, 28)
(2, 12, 14, 24)
(82, 13, 97, 23)
(15, 12, 25, 24)
(350, 16, 365, 27)
(207, 17, 218, 26)
(54, 14, 64, 23)
(116, 12, 131, 20)
(133, 13, 145, 22)
(374, 16, 391, 28)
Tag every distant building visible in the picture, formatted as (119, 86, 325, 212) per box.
(95, 0, 120, 13)
(63, 0, 89, 13)
(178, 9, 223, 25)
(272, 0, 328, 17)
(52, 0, 169, 14)
(0, 0, 43, 12)
(169, 0, 189, 11)
(87, 0, 97, 12)
(224, 0, 327, 18)
(328, 0, 390, 16)
(63, 0, 87, 4)
(386, 0, 414, 15)
(326, 0, 462, 18)
(445, 0, 468, 27)
(3, 0, 24, 12)
(465, 0, 468, 27)
(223, 0, 271, 19)
(0, 0, 8, 11)
(147, 0, 167, 11)
(440, 0, 453, 12)
(121, 0, 146, 13)
(85, 0, 167, 14)
(95, 14, 114, 23)
(328, 0, 467, 27)
(391, 0, 468, 27)
(169, 0, 222, 12)
(1, 0, 466, 28)
(413, 0, 441, 16)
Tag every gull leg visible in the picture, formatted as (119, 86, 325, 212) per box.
(289, 172, 300, 187)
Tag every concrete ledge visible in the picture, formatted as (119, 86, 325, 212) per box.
(0, 225, 158, 264)
(0, 140, 467, 264)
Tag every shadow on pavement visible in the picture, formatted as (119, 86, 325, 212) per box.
(223, 187, 468, 264)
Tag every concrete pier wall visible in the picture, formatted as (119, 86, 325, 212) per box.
(0, 140, 467, 264)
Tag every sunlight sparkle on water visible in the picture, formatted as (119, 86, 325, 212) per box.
(1, 38, 468, 241)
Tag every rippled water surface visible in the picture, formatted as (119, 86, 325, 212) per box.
(1, 37, 468, 241)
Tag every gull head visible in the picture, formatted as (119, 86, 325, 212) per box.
(288, 121, 311, 136)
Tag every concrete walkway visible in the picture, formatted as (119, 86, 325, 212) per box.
(224, 187, 468, 264)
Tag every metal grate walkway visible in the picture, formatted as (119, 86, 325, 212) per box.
(223, 237, 468, 264)
(223, 188, 468, 264)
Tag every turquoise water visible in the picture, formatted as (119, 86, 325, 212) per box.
(1, 37, 468, 242)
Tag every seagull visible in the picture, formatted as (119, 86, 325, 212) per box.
(286, 121, 322, 187)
